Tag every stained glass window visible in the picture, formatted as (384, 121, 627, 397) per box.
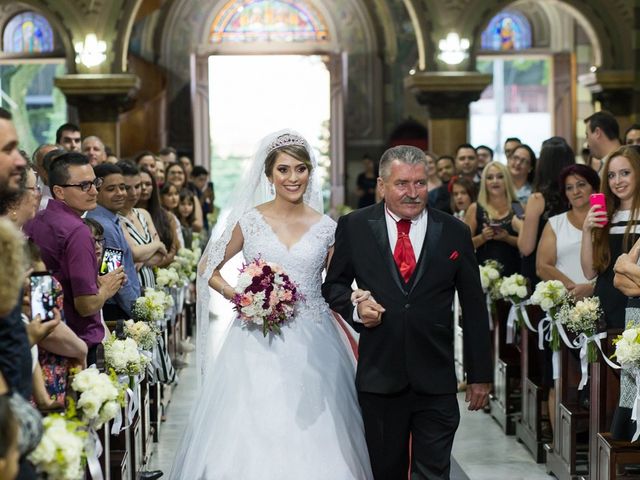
(3, 12, 54, 53)
(481, 11, 532, 51)
(210, 0, 329, 43)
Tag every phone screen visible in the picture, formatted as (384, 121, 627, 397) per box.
(30, 273, 56, 322)
(100, 248, 124, 275)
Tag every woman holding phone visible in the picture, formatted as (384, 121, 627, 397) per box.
(464, 161, 521, 275)
(581, 145, 640, 329)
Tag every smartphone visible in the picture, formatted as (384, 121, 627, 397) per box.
(29, 272, 56, 322)
(589, 193, 608, 226)
(100, 247, 124, 276)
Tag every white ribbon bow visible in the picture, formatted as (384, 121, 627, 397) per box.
(85, 427, 104, 480)
(506, 300, 532, 344)
(631, 372, 640, 442)
(485, 294, 494, 331)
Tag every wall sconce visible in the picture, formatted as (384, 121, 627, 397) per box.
(437, 32, 470, 66)
(74, 34, 107, 68)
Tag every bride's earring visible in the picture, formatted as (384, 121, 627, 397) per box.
(269, 183, 275, 195)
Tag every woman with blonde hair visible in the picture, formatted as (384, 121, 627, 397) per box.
(465, 161, 522, 275)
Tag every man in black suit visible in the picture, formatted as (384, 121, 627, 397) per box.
(322, 145, 492, 480)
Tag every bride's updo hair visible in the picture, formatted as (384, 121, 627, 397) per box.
(264, 144, 313, 177)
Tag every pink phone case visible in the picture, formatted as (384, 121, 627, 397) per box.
(590, 193, 608, 226)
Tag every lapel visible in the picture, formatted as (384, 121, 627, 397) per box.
(408, 207, 443, 295)
(367, 202, 405, 293)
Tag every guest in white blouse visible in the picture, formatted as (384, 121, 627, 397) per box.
(537, 164, 601, 298)
(536, 163, 600, 436)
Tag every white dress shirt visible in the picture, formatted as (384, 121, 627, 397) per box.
(353, 207, 429, 322)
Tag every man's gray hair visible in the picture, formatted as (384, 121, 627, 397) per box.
(378, 145, 428, 180)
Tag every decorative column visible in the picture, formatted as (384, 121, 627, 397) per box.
(54, 74, 140, 156)
(404, 71, 491, 156)
(578, 70, 635, 133)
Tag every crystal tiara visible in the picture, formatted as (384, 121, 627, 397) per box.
(266, 133, 307, 154)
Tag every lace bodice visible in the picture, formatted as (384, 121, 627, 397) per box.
(239, 208, 336, 314)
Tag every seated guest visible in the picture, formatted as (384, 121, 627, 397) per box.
(508, 144, 536, 205)
(117, 161, 166, 289)
(87, 163, 141, 321)
(464, 161, 521, 275)
(515, 140, 575, 285)
(537, 164, 599, 436)
(25, 153, 124, 364)
(428, 155, 456, 214)
(449, 176, 477, 220)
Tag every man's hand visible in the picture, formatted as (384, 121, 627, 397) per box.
(465, 382, 491, 410)
(97, 267, 125, 298)
(357, 298, 385, 328)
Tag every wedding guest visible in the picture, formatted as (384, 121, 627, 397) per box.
(476, 145, 494, 173)
(136, 168, 178, 267)
(449, 176, 477, 220)
(25, 152, 124, 365)
(425, 151, 442, 191)
(155, 160, 166, 185)
(508, 144, 536, 205)
(536, 164, 599, 435)
(117, 161, 166, 289)
(5, 168, 41, 226)
(355, 154, 377, 208)
(515, 140, 575, 285)
(428, 155, 457, 214)
(32, 144, 59, 211)
(87, 163, 141, 320)
(160, 182, 185, 248)
(582, 145, 640, 329)
(179, 155, 194, 178)
(134, 151, 158, 177)
(177, 188, 197, 249)
(465, 161, 521, 275)
(166, 162, 203, 231)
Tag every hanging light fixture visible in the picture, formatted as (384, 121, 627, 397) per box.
(437, 32, 470, 66)
(74, 34, 107, 68)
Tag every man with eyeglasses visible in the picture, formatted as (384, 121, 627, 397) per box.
(87, 163, 141, 322)
(24, 152, 125, 365)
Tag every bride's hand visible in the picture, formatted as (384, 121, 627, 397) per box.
(351, 289, 372, 304)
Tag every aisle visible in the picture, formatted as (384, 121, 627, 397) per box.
(452, 396, 554, 479)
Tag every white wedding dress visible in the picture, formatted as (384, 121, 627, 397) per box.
(169, 208, 373, 479)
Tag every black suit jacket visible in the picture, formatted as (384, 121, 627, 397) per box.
(322, 202, 492, 395)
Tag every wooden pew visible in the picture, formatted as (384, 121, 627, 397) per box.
(490, 299, 522, 434)
(515, 305, 546, 462)
(584, 329, 640, 480)
(545, 339, 590, 480)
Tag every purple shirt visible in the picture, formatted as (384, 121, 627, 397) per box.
(24, 200, 104, 346)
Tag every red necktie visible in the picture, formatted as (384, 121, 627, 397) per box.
(394, 219, 416, 283)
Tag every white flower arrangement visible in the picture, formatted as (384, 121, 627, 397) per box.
(499, 273, 528, 301)
(156, 267, 181, 288)
(613, 326, 640, 367)
(103, 334, 150, 377)
(558, 296, 603, 365)
(132, 288, 173, 323)
(530, 280, 567, 313)
(479, 260, 501, 292)
(71, 367, 125, 429)
(29, 414, 87, 480)
(124, 319, 157, 351)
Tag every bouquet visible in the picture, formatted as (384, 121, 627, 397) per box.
(156, 267, 182, 289)
(232, 257, 303, 336)
(530, 280, 568, 351)
(103, 334, 150, 377)
(71, 367, 124, 429)
(613, 326, 640, 366)
(559, 296, 602, 363)
(479, 260, 502, 299)
(132, 288, 173, 323)
(29, 414, 87, 480)
(124, 319, 157, 351)
(499, 273, 529, 341)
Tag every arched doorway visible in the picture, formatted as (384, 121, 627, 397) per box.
(469, 0, 602, 158)
(189, 0, 346, 210)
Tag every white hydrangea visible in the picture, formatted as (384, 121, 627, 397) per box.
(499, 274, 528, 300)
(614, 327, 640, 366)
(29, 415, 86, 480)
(530, 280, 567, 312)
(71, 367, 122, 429)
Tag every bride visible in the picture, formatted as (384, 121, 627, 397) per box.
(169, 130, 373, 479)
